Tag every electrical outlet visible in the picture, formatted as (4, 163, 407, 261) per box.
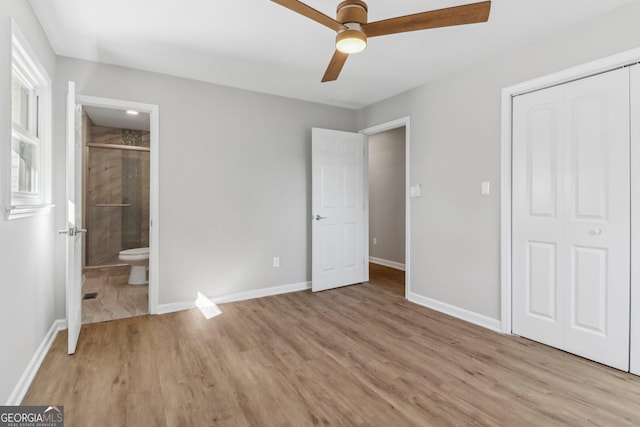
(273, 257, 280, 268)
(373, 238, 377, 245)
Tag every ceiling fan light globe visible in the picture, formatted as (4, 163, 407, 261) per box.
(336, 29, 367, 54)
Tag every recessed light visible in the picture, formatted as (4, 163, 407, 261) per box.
(126, 110, 139, 116)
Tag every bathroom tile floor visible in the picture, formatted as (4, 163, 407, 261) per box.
(81, 265, 148, 324)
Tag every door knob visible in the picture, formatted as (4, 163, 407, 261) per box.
(315, 215, 327, 221)
(590, 228, 602, 236)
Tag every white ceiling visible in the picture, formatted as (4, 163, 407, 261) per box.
(84, 106, 150, 131)
(29, 0, 637, 109)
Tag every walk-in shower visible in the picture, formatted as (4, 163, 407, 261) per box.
(83, 109, 150, 267)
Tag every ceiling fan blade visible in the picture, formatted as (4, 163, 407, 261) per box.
(271, 0, 347, 32)
(321, 51, 349, 82)
(362, 1, 491, 38)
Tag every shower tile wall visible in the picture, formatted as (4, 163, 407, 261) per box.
(86, 120, 150, 266)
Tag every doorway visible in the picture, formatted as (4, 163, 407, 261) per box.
(361, 117, 411, 297)
(70, 95, 160, 325)
(81, 105, 151, 323)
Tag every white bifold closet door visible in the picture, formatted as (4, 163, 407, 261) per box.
(512, 67, 631, 371)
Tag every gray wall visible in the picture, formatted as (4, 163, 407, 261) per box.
(53, 58, 357, 307)
(357, 1, 640, 321)
(0, 1, 58, 404)
(368, 127, 405, 265)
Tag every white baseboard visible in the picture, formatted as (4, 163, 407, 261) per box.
(369, 256, 405, 271)
(407, 292, 502, 333)
(6, 319, 66, 405)
(211, 281, 311, 304)
(156, 300, 195, 315)
(156, 281, 312, 315)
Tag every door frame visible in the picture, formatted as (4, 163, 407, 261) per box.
(360, 117, 411, 298)
(501, 47, 640, 372)
(75, 94, 161, 315)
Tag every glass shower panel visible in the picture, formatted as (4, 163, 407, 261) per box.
(86, 147, 149, 267)
(122, 150, 150, 250)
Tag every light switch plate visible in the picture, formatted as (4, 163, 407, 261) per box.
(481, 181, 490, 195)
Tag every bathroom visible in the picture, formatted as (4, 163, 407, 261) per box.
(81, 106, 151, 324)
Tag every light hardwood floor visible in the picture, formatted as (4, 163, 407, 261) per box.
(24, 264, 640, 426)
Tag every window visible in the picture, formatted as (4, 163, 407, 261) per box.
(12, 66, 40, 195)
(6, 20, 52, 220)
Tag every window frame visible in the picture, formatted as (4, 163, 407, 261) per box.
(5, 19, 53, 220)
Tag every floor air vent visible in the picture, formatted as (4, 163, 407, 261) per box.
(83, 292, 98, 300)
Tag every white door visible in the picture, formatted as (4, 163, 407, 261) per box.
(512, 68, 630, 371)
(63, 81, 84, 354)
(312, 128, 367, 292)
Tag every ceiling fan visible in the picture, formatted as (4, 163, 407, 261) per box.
(271, 0, 492, 82)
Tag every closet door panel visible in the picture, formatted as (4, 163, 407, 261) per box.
(512, 85, 564, 349)
(562, 68, 630, 371)
(629, 64, 640, 375)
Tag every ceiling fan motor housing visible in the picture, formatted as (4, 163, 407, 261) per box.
(336, 0, 368, 52)
(336, 0, 368, 24)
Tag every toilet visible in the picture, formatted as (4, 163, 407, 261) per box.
(118, 247, 149, 285)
